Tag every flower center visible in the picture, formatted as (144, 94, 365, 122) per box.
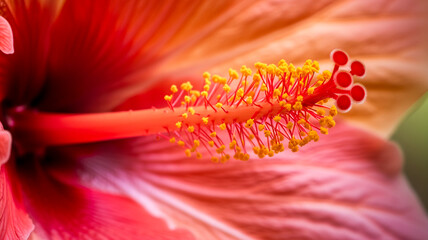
(6, 50, 366, 162)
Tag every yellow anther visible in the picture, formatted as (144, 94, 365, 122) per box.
(216, 145, 226, 154)
(203, 72, 211, 79)
(248, 134, 255, 140)
(210, 132, 217, 138)
(229, 68, 239, 79)
(182, 113, 188, 119)
(177, 140, 185, 147)
(193, 140, 200, 148)
(293, 102, 303, 111)
(190, 90, 200, 98)
(187, 126, 195, 133)
(201, 91, 208, 98)
(246, 96, 253, 104)
(176, 121, 182, 128)
(261, 84, 268, 92)
(170, 85, 178, 93)
(202, 117, 209, 125)
(240, 65, 252, 76)
(229, 140, 237, 149)
(169, 137, 176, 143)
(273, 115, 282, 123)
(330, 105, 338, 117)
(320, 127, 328, 135)
(220, 154, 230, 163)
(211, 156, 219, 163)
(291, 146, 299, 152)
(188, 107, 195, 115)
(245, 119, 254, 128)
(258, 124, 265, 131)
(273, 88, 281, 98)
(180, 82, 193, 91)
(253, 73, 261, 83)
(268, 150, 274, 157)
(212, 74, 221, 83)
(216, 94, 221, 100)
(219, 77, 227, 85)
(241, 80, 247, 87)
(307, 87, 315, 95)
(296, 95, 303, 102)
(317, 109, 325, 116)
(196, 152, 202, 159)
(223, 84, 231, 93)
(219, 123, 226, 130)
(203, 84, 210, 91)
(264, 130, 271, 137)
(215, 102, 223, 109)
(286, 122, 293, 129)
(184, 95, 192, 103)
(298, 119, 306, 125)
(208, 141, 215, 147)
(185, 149, 192, 157)
(255, 62, 267, 70)
(164, 95, 172, 102)
(236, 88, 244, 98)
(282, 93, 289, 99)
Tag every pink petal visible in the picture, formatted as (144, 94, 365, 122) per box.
(56, 123, 428, 240)
(0, 166, 34, 240)
(0, 16, 13, 54)
(16, 160, 194, 240)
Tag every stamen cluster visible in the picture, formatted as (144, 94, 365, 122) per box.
(163, 49, 366, 163)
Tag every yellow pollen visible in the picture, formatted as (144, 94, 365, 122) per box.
(164, 95, 172, 102)
(203, 72, 211, 79)
(185, 149, 192, 157)
(182, 113, 188, 119)
(187, 126, 195, 133)
(320, 127, 328, 135)
(188, 107, 195, 115)
(330, 105, 338, 117)
(258, 124, 265, 131)
(208, 141, 215, 147)
(229, 68, 239, 79)
(273, 115, 281, 123)
(176, 121, 182, 128)
(169, 137, 176, 143)
(245, 119, 254, 128)
(202, 117, 209, 125)
(201, 91, 208, 97)
(177, 140, 185, 147)
(215, 103, 223, 109)
(171, 85, 178, 93)
(293, 102, 303, 111)
(223, 84, 231, 93)
(219, 123, 226, 130)
(211, 156, 219, 163)
(210, 132, 217, 138)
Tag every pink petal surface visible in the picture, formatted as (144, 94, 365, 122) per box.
(48, 123, 428, 240)
(0, 16, 13, 54)
(0, 127, 34, 240)
(16, 159, 194, 240)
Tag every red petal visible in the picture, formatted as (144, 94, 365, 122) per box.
(60, 123, 428, 240)
(0, 16, 13, 54)
(17, 160, 194, 240)
(1, 165, 34, 240)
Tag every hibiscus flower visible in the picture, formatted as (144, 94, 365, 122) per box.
(1, 1, 428, 240)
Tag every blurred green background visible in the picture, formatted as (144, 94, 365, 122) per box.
(392, 92, 428, 212)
